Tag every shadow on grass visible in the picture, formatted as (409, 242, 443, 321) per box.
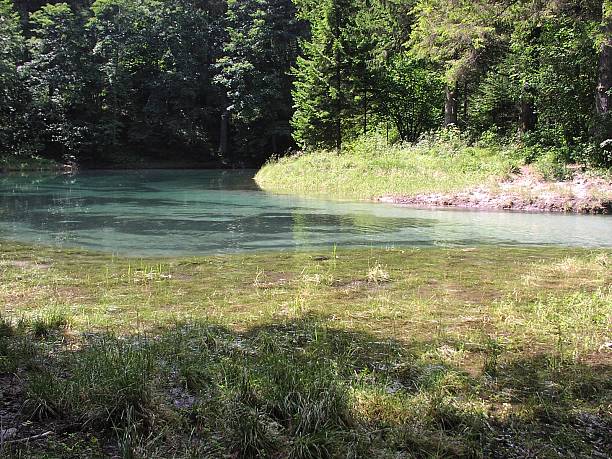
(0, 313, 610, 458)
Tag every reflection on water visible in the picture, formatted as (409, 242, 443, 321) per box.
(0, 170, 610, 256)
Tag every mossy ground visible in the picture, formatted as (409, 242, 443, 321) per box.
(1, 241, 610, 457)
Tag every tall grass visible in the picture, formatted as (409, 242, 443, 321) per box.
(9, 315, 609, 458)
(256, 133, 520, 199)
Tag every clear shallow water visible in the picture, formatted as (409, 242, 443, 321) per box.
(0, 169, 610, 256)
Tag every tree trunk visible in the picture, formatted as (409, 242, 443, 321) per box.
(444, 85, 458, 127)
(363, 89, 368, 135)
(333, 4, 342, 152)
(334, 66, 342, 152)
(218, 108, 229, 158)
(334, 65, 342, 152)
(520, 84, 537, 134)
(386, 119, 389, 144)
(596, 10, 612, 116)
(462, 82, 468, 127)
(520, 99, 537, 134)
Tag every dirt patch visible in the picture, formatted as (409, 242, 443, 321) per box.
(331, 278, 392, 298)
(381, 167, 612, 214)
(1, 285, 88, 311)
(332, 279, 369, 289)
(0, 374, 94, 452)
(0, 373, 51, 446)
(52, 286, 89, 302)
(581, 346, 612, 367)
(0, 375, 23, 429)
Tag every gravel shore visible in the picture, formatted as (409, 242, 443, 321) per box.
(379, 167, 612, 214)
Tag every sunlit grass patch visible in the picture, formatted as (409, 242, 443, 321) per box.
(492, 288, 611, 361)
(256, 134, 519, 200)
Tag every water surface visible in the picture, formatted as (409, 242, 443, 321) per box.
(0, 170, 610, 256)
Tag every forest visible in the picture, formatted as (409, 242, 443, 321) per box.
(0, 0, 611, 167)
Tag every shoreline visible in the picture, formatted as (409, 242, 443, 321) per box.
(379, 194, 612, 215)
(4, 157, 611, 215)
(378, 167, 612, 214)
(0, 155, 261, 173)
(254, 141, 612, 215)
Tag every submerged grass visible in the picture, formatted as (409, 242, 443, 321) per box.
(0, 241, 610, 457)
(255, 135, 519, 199)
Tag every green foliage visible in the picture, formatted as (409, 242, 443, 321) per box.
(215, 0, 304, 159)
(291, 0, 360, 150)
(88, 0, 166, 152)
(0, 0, 611, 167)
(27, 3, 91, 157)
(469, 69, 519, 136)
(292, 0, 408, 150)
(410, 0, 610, 166)
(518, 16, 598, 148)
(409, 0, 501, 85)
(533, 149, 574, 181)
(0, 0, 30, 156)
(379, 54, 444, 141)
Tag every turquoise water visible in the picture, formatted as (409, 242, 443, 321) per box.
(0, 170, 610, 256)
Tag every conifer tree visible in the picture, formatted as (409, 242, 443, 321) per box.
(291, 0, 358, 151)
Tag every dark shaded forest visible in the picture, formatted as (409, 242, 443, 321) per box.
(1, 0, 611, 167)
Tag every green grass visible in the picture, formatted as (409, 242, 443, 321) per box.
(255, 135, 520, 200)
(0, 241, 610, 457)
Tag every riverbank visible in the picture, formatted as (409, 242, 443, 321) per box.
(1, 242, 610, 457)
(255, 137, 612, 214)
(381, 166, 612, 214)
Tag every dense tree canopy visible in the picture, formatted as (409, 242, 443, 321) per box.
(0, 0, 28, 155)
(216, 0, 303, 160)
(0, 0, 611, 165)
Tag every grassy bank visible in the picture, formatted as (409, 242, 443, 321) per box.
(255, 136, 612, 213)
(255, 135, 519, 200)
(1, 242, 610, 457)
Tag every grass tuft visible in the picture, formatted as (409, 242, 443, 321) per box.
(30, 309, 71, 337)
